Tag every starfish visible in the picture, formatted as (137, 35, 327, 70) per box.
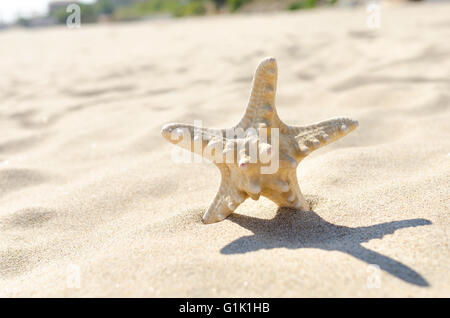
(161, 57, 358, 224)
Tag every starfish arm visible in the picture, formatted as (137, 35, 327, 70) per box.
(291, 117, 359, 157)
(202, 167, 248, 224)
(161, 123, 232, 162)
(235, 57, 283, 130)
(262, 171, 310, 211)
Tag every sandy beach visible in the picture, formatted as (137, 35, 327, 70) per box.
(0, 2, 449, 297)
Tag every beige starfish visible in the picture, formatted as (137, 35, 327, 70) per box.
(161, 57, 358, 224)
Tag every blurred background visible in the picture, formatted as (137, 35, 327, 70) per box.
(0, 0, 433, 28)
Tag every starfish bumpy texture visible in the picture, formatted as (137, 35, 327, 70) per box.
(161, 57, 358, 224)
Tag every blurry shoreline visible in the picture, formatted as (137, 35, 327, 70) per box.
(0, 0, 425, 31)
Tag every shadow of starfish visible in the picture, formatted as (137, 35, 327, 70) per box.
(221, 208, 431, 287)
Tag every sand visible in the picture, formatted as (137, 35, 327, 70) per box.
(0, 2, 449, 297)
